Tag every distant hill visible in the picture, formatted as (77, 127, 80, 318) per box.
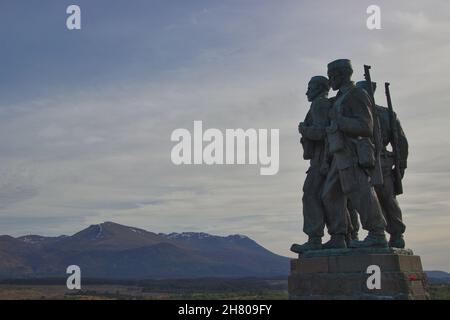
(0, 222, 289, 279)
(426, 271, 450, 283)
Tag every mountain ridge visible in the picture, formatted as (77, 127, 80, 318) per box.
(0, 221, 289, 279)
(2, 222, 448, 282)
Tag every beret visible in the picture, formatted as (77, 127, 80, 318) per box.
(327, 59, 353, 71)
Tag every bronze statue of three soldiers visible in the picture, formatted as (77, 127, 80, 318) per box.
(291, 59, 408, 253)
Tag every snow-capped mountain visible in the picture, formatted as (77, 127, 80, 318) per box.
(0, 222, 289, 279)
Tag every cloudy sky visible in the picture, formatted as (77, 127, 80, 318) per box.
(1, 0, 450, 271)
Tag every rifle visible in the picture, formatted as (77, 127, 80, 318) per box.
(385, 82, 404, 195)
(363, 65, 384, 186)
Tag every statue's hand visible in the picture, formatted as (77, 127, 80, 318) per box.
(298, 122, 305, 134)
(399, 167, 405, 179)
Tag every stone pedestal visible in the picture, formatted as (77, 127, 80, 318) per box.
(288, 248, 429, 300)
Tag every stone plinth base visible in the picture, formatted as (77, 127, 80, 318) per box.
(288, 248, 429, 300)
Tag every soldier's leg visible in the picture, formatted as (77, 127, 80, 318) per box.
(375, 173, 406, 248)
(302, 166, 326, 238)
(347, 168, 386, 234)
(375, 174, 406, 236)
(347, 200, 360, 240)
(346, 167, 387, 248)
(291, 166, 326, 253)
(320, 160, 347, 248)
(345, 209, 354, 245)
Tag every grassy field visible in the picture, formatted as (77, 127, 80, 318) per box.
(0, 278, 288, 300)
(428, 283, 450, 300)
(0, 278, 449, 300)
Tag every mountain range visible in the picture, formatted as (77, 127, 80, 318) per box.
(0, 222, 289, 279)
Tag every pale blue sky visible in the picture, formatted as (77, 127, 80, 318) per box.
(1, 0, 450, 271)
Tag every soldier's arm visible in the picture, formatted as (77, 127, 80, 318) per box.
(300, 107, 326, 141)
(396, 116, 409, 169)
(299, 110, 311, 134)
(301, 126, 327, 141)
(336, 92, 373, 138)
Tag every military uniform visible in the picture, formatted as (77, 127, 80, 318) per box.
(321, 82, 387, 238)
(300, 96, 332, 239)
(374, 105, 408, 237)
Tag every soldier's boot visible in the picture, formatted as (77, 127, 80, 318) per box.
(290, 237, 322, 254)
(345, 232, 359, 246)
(389, 234, 405, 249)
(322, 235, 347, 250)
(349, 232, 388, 249)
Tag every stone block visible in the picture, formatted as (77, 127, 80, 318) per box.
(288, 249, 429, 300)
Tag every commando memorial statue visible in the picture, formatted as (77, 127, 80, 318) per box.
(289, 59, 428, 300)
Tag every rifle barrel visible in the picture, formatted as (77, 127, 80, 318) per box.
(385, 82, 404, 195)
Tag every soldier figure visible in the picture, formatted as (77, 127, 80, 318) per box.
(291, 76, 332, 254)
(321, 59, 387, 249)
(356, 80, 408, 248)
